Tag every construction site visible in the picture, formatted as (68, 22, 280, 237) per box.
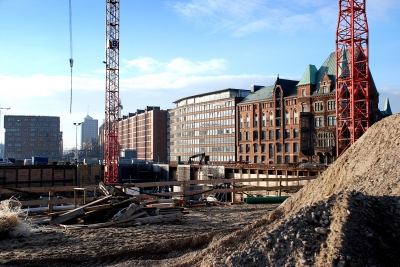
(1, 0, 400, 266)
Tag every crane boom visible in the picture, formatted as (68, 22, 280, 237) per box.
(104, 0, 120, 183)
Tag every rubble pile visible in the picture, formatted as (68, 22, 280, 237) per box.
(176, 114, 400, 267)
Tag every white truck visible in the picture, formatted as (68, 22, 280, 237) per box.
(0, 157, 13, 166)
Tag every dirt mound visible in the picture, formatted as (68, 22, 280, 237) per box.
(146, 114, 400, 267)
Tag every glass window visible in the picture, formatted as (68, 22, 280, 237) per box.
(315, 117, 324, 127)
(293, 143, 299, 152)
(328, 116, 336, 126)
(269, 130, 274, 140)
(285, 143, 290, 153)
(285, 129, 290, 139)
(294, 128, 299, 138)
(315, 102, 324, 111)
(254, 144, 258, 153)
(277, 143, 282, 152)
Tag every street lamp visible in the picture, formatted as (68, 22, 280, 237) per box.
(0, 104, 10, 156)
(73, 122, 81, 163)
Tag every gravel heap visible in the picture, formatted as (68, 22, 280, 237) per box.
(176, 113, 400, 267)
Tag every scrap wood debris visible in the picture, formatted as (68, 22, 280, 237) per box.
(48, 182, 187, 230)
(0, 197, 33, 237)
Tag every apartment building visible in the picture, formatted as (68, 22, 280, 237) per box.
(3, 115, 63, 161)
(118, 106, 167, 163)
(237, 52, 380, 165)
(169, 88, 250, 164)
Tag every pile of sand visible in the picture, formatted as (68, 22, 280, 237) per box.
(170, 114, 400, 267)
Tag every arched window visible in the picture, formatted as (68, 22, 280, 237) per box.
(285, 110, 290, 125)
(262, 112, 266, 126)
(240, 115, 243, 128)
(254, 114, 258, 127)
(246, 114, 250, 128)
(254, 144, 258, 153)
(294, 109, 299, 124)
(269, 112, 274, 126)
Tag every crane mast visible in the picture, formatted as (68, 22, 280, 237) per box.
(336, 0, 369, 156)
(104, 0, 120, 183)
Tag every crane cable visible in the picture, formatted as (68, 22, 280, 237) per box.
(69, 0, 73, 113)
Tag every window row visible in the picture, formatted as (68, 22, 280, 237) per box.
(239, 142, 299, 154)
(239, 155, 300, 164)
(239, 129, 299, 141)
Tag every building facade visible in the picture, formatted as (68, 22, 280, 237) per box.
(3, 115, 63, 161)
(81, 115, 98, 148)
(237, 80, 301, 164)
(117, 106, 167, 163)
(237, 52, 380, 165)
(169, 88, 250, 164)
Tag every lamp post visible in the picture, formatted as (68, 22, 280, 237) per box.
(73, 122, 81, 163)
(0, 105, 11, 156)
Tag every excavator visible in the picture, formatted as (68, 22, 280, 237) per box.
(187, 153, 206, 165)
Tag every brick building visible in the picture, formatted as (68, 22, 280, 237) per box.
(237, 52, 380, 165)
(117, 106, 167, 163)
(237, 79, 300, 164)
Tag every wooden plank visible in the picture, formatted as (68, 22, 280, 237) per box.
(0, 186, 97, 194)
(19, 197, 95, 207)
(59, 211, 148, 230)
(50, 195, 113, 225)
(125, 176, 317, 187)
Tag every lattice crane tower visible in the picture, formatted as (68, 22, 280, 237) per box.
(336, 0, 369, 157)
(104, 0, 120, 183)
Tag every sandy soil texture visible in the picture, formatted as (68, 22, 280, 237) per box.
(0, 203, 279, 267)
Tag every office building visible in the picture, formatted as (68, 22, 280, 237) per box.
(81, 115, 98, 148)
(169, 88, 250, 164)
(3, 115, 63, 161)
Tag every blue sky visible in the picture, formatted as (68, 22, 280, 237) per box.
(1, 0, 399, 149)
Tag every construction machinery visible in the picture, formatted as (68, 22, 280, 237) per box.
(187, 153, 206, 165)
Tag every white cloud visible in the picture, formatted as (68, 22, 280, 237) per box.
(168, 0, 400, 36)
(169, 0, 337, 36)
(165, 58, 227, 75)
(125, 57, 164, 71)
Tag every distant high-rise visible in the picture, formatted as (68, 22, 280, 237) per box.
(81, 115, 98, 148)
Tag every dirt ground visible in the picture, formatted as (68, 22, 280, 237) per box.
(1, 114, 400, 267)
(0, 203, 279, 267)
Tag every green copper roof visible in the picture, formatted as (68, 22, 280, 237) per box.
(314, 52, 336, 94)
(240, 78, 299, 104)
(382, 98, 393, 117)
(297, 64, 318, 86)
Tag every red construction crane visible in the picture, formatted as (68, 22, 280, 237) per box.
(104, 0, 120, 183)
(336, 0, 369, 157)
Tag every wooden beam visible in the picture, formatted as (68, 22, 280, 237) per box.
(49, 195, 113, 225)
(59, 211, 148, 230)
(124, 176, 317, 187)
